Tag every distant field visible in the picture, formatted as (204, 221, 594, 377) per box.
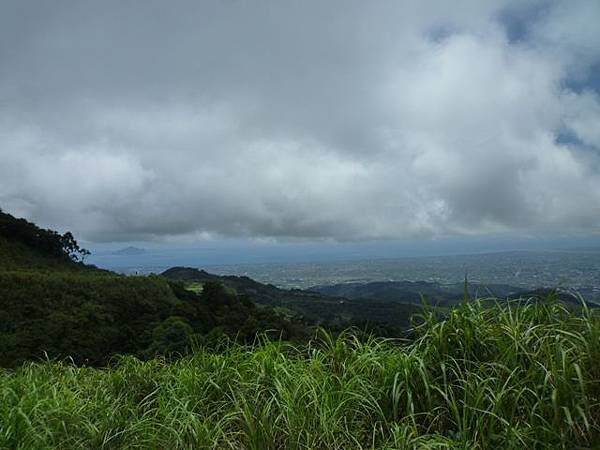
(2, 299, 599, 449)
(185, 281, 204, 293)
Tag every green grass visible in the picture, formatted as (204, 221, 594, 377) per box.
(184, 282, 238, 298)
(1, 297, 599, 449)
(185, 282, 204, 294)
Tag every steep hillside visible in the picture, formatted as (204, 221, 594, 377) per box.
(0, 211, 306, 366)
(0, 236, 81, 271)
(0, 209, 91, 271)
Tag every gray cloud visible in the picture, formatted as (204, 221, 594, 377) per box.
(1, 0, 600, 242)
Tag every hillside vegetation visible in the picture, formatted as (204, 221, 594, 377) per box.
(1, 298, 599, 449)
(311, 280, 525, 305)
(0, 209, 90, 270)
(312, 279, 592, 309)
(0, 210, 306, 367)
(162, 266, 423, 332)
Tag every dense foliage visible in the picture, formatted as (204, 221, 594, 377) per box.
(162, 266, 423, 332)
(0, 271, 306, 367)
(0, 209, 89, 264)
(0, 211, 307, 367)
(1, 298, 598, 449)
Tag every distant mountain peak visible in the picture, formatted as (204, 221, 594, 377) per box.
(113, 246, 146, 256)
(161, 266, 218, 281)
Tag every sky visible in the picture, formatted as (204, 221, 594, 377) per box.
(1, 0, 600, 258)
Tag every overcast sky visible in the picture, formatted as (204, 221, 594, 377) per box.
(1, 0, 600, 244)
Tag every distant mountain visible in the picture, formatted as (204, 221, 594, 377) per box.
(309, 280, 527, 306)
(162, 266, 222, 282)
(113, 246, 146, 256)
(310, 280, 594, 308)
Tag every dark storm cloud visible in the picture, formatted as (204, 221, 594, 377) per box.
(1, 0, 600, 242)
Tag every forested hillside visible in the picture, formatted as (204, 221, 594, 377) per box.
(0, 210, 306, 366)
(0, 209, 91, 270)
(162, 266, 423, 333)
(311, 279, 593, 308)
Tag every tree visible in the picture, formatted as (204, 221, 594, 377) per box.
(60, 231, 91, 262)
(146, 316, 194, 356)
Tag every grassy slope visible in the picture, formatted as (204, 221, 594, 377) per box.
(1, 299, 599, 449)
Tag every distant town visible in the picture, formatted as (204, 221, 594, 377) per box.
(100, 248, 600, 301)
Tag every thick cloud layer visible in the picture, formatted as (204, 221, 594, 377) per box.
(1, 0, 599, 242)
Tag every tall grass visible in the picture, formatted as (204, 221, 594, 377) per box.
(1, 296, 599, 449)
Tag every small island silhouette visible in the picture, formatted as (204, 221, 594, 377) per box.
(112, 246, 146, 256)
